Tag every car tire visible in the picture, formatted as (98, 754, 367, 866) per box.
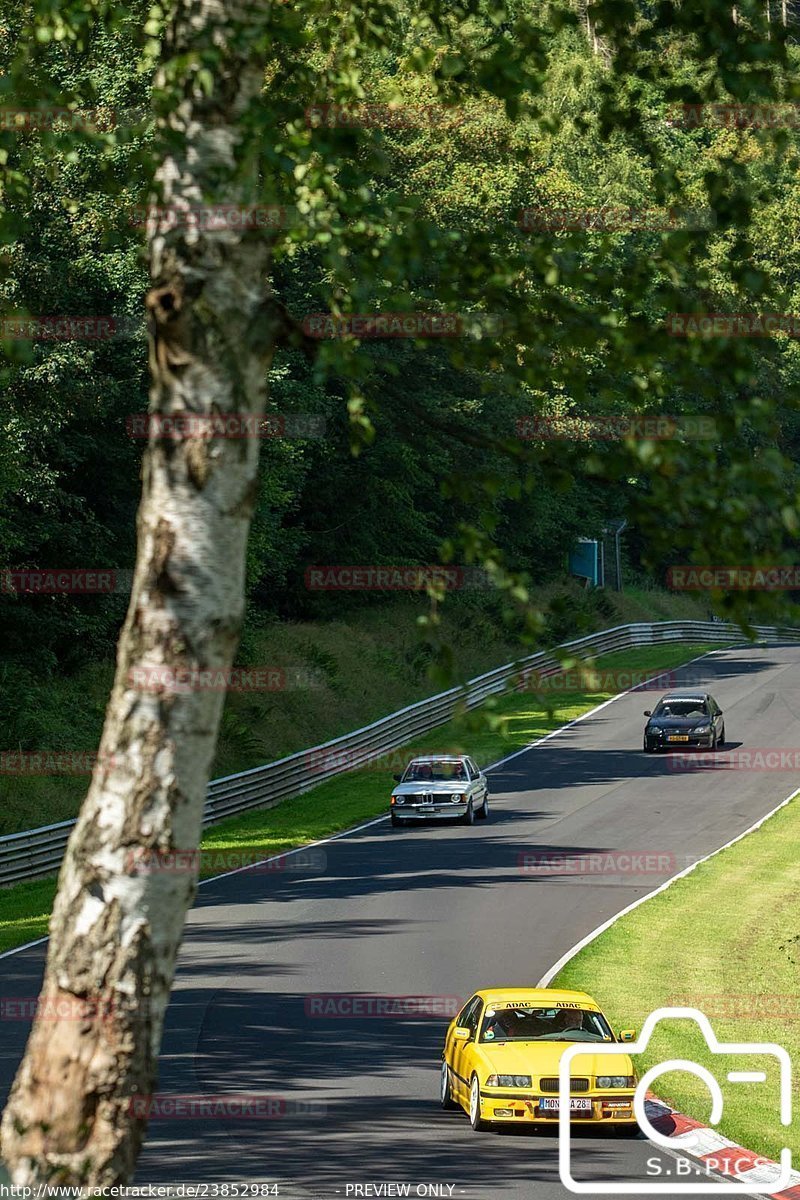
(709, 729, 718, 752)
(440, 1061, 458, 1111)
(461, 801, 475, 826)
(643, 738, 654, 753)
(391, 812, 406, 828)
(469, 1075, 488, 1131)
(476, 794, 489, 820)
(718, 724, 725, 746)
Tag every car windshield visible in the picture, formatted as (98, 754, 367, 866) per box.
(402, 760, 466, 782)
(478, 1006, 614, 1043)
(654, 699, 707, 718)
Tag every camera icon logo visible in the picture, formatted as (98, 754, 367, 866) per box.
(558, 1007, 792, 1194)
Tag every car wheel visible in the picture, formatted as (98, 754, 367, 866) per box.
(391, 812, 406, 828)
(476, 794, 489, 820)
(709, 729, 718, 752)
(643, 738, 653, 753)
(718, 724, 725, 746)
(469, 1075, 487, 1131)
(461, 801, 475, 826)
(440, 1061, 458, 1110)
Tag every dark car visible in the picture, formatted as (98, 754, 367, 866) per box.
(643, 691, 725, 753)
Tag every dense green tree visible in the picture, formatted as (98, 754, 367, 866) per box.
(3, 0, 800, 1185)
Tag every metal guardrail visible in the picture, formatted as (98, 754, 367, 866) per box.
(2, 619, 798, 886)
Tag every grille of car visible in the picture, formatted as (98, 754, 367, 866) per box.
(539, 1077, 590, 1093)
(403, 792, 459, 803)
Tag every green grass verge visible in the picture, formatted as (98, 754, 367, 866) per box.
(0, 641, 720, 956)
(556, 789, 800, 1159)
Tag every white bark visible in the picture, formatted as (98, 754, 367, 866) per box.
(1, 0, 281, 1184)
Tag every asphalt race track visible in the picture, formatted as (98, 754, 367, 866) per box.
(3, 644, 800, 1200)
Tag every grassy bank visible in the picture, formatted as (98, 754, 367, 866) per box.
(556, 788, 800, 1160)
(0, 583, 712, 837)
(0, 641, 720, 955)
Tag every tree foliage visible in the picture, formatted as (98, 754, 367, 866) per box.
(2, 0, 799, 688)
(2, 0, 800, 1186)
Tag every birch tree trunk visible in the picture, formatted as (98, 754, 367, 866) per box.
(1, 0, 281, 1185)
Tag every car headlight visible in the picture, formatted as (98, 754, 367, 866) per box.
(596, 1076, 635, 1088)
(693, 725, 710, 734)
(485, 1075, 532, 1088)
(393, 796, 404, 805)
(450, 793, 465, 803)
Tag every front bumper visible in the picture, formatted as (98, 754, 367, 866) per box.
(479, 1090, 637, 1125)
(646, 731, 714, 749)
(392, 802, 469, 820)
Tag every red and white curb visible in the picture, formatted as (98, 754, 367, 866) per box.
(646, 1095, 800, 1197)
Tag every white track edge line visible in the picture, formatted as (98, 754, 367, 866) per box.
(481, 647, 720, 774)
(0, 935, 49, 961)
(189, 658, 698, 886)
(537, 742, 800, 1198)
(537, 784, 800, 987)
(0, 644, 727, 963)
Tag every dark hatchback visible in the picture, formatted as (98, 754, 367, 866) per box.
(643, 691, 726, 753)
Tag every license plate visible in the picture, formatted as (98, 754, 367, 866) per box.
(539, 1097, 593, 1113)
(667, 735, 689, 742)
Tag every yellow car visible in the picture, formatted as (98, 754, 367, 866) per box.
(440, 986, 638, 1131)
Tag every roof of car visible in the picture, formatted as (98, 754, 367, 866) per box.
(407, 755, 468, 763)
(474, 986, 600, 1008)
(661, 691, 708, 699)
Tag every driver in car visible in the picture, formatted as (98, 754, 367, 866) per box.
(550, 1008, 582, 1037)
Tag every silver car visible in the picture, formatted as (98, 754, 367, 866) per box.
(390, 755, 489, 828)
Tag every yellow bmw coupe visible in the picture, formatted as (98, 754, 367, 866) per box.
(440, 986, 638, 1131)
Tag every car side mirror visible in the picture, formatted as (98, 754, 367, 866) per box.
(717, 709, 723, 715)
(393, 773, 402, 782)
(453, 1026, 471, 1042)
(643, 711, 652, 717)
(618, 1029, 636, 1042)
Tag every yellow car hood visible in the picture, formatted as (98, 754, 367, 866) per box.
(478, 1040, 634, 1078)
